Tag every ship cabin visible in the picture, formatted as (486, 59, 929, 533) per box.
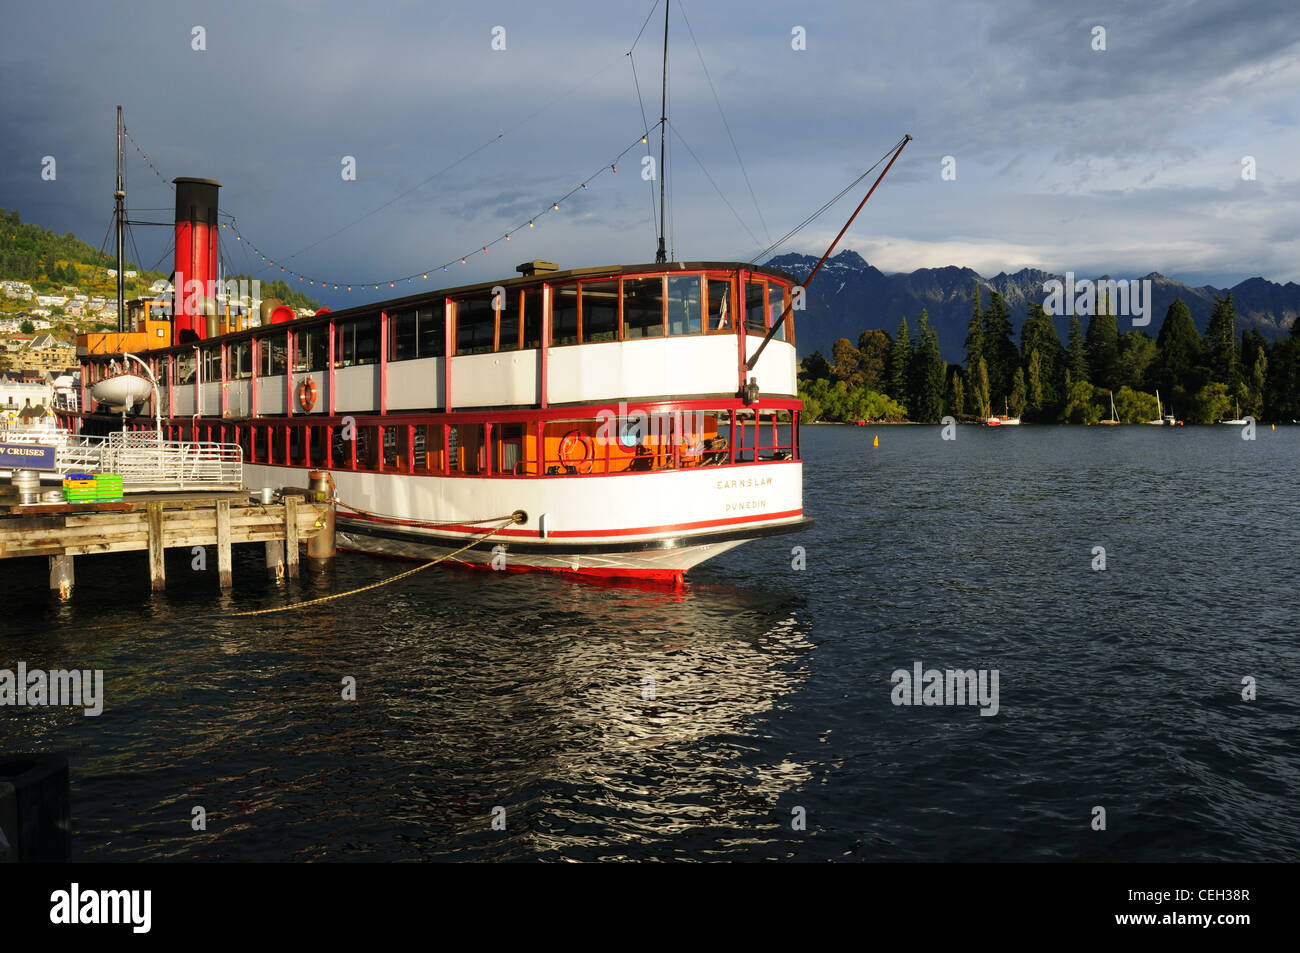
(73, 261, 803, 480)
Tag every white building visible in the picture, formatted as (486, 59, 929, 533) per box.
(0, 378, 55, 432)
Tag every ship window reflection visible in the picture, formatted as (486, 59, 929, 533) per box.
(390, 310, 418, 361)
(522, 289, 542, 348)
(581, 281, 618, 343)
(667, 275, 702, 335)
(231, 341, 251, 379)
(745, 279, 766, 335)
(455, 296, 496, 355)
(389, 308, 447, 360)
(294, 327, 328, 371)
(623, 276, 664, 339)
(261, 332, 287, 377)
(201, 346, 221, 382)
(707, 277, 731, 332)
(335, 317, 379, 367)
(767, 282, 787, 342)
(498, 293, 520, 352)
(551, 284, 578, 346)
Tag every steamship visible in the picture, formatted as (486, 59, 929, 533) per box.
(69, 177, 811, 584)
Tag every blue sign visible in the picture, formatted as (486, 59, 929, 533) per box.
(0, 443, 56, 470)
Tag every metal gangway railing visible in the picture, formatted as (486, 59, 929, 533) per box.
(101, 432, 244, 491)
(49, 432, 244, 491)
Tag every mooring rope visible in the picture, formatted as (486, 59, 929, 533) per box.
(228, 511, 524, 618)
(332, 498, 520, 529)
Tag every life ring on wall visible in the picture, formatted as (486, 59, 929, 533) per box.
(297, 378, 318, 412)
(558, 429, 595, 474)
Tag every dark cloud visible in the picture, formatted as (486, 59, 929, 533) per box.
(1, 0, 1296, 310)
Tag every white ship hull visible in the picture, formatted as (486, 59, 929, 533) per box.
(244, 461, 809, 584)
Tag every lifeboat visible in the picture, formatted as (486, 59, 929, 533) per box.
(89, 372, 154, 412)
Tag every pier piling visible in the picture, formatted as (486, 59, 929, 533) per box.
(215, 499, 233, 589)
(265, 539, 285, 582)
(284, 496, 300, 580)
(147, 501, 166, 591)
(306, 470, 336, 572)
(48, 554, 74, 599)
(1, 489, 332, 597)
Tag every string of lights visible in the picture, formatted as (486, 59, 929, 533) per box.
(217, 123, 662, 293)
(122, 126, 174, 192)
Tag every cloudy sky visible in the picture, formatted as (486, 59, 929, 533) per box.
(2, 0, 1297, 310)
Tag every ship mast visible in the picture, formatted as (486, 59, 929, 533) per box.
(654, 0, 669, 264)
(114, 105, 126, 333)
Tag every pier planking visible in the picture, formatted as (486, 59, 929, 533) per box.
(0, 491, 334, 596)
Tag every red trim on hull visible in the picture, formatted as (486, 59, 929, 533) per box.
(336, 541, 685, 588)
(337, 507, 804, 539)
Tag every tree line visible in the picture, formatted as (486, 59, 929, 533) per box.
(799, 281, 1300, 424)
(0, 207, 139, 289)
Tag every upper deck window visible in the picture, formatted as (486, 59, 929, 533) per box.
(260, 331, 287, 377)
(707, 275, 732, 332)
(522, 288, 542, 349)
(294, 326, 329, 371)
(623, 276, 665, 339)
(551, 284, 578, 346)
(335, 316, 379, 367)
(745, 279, 766, 335)
(767, 281, 788, 342)
(201, 345, 221, 383)
(390, 307, 446, 361)
(498, 293, 520, 352)
(582, 280, 618, 342)
(667, 275, 702, 335)
(455, 295, 496, 355)
(231, 340, 252, 379)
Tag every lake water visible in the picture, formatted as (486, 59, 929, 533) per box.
(2, 424, 1297, 861)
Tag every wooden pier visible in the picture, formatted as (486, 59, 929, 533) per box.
(0, 485, 335, 597)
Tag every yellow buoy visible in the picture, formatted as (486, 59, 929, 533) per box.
(873, 435, 879, 447)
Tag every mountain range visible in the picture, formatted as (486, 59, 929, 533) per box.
(766, 251, 1300, 365)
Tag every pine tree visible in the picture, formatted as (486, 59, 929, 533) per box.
(965, 281, 984, 373)
(1020, 302, 1065, 411)
(1203, 292, 1238, 386)
(888, 316, 910, 401)
(1155, 298, 1203, 397)
(948, 368, 965, 417)
(982, 291, 1016, 401)
(911, 310, 946, 422)
(1026, 348, 1044, 419)
(1009, 366, 1027, 417)
(1067, 315, 1089, 383)
(970, 357, 991, 419)
(1085, 291, 1119, 391)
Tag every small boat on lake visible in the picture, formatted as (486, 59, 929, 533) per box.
(1098, 390, 1120, 425)
(1217, 398, 1249, 425)
(985, 398, 1020, 427)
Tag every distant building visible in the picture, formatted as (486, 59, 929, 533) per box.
(0, 334, 77, 375)
(49, 372, 80, 412)
(0, 376, 55, 431)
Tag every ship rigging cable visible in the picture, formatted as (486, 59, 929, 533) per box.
(215, 123, 663, 290)
(746, 134, 911, 265)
